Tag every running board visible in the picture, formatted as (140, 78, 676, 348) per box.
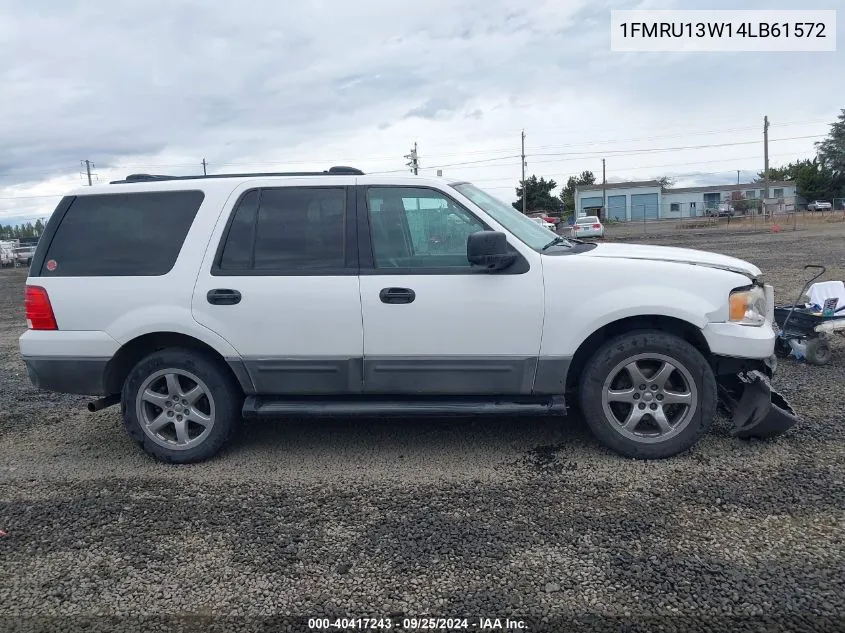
(242, 395, 567, 419)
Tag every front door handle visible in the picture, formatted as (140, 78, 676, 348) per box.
(207, 289, 242, 305)
(379, 287, 416, 304)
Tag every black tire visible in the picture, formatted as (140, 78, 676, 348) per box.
(578, 330, 717, 459)
(121, 348, 242, 463)
(774, 337, 792, 359)
(805, 337, 831, 366)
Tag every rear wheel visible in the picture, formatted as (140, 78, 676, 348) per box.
(579, 330, 716, 459)
(805, 337, 831, 366)
(122, 348, 242, 463)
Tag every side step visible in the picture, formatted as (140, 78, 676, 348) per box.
(242, 395, 567, 419)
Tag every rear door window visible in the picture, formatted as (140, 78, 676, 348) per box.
(216, 187, 346, 274)
(40, 190, 204, 276)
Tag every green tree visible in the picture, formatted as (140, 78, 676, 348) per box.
(513, 175, 563, 213)
(34, 219, 45, 235)
(757, 158, 838, 201)
(816, 108, 845, 180)
(559, 170, 596, 212)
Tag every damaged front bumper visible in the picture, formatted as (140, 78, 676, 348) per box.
(717, 367, 798, 439)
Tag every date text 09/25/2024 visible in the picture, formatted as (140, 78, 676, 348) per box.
(307, 617, 528, 630)
(620, 22, 827, 39)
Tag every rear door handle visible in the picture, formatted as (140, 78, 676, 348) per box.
(379, 287, 416, 304)
(207, 289, 242, 305)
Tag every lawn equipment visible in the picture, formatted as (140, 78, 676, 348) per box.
(773, 265, 845, 366)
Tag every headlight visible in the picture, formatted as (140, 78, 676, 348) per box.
(729, 286, 767, 326)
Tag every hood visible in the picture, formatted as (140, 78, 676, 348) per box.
(582, 243, 761, 279)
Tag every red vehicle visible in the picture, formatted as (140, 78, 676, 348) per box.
(529, 213, 559, 227)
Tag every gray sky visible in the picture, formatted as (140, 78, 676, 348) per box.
(0, 0, 842, 225)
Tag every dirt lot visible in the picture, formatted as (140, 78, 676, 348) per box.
(1, 226, 844, 632)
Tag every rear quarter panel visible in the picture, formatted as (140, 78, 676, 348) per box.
(24, 181, 242, 358)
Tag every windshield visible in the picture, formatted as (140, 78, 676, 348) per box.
(451, 182, 571, 251)
(577, 216, 598, 224)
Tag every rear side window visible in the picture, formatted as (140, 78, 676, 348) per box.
(41, 191, 204, 277)
(219, 190, 258, 270)
(216, 187, 346, 274)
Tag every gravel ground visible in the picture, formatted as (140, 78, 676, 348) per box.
(1, 226, 844, 633)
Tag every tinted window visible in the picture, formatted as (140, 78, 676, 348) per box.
(219, 190, 258, 270)
(217, 187, 345, 273)
(367, 187, 486, 269)
(42, 191, 204, 277)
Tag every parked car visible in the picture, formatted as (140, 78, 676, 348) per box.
(529, 216, 555, 231)
(705, 203, 734, 218)
(0, 240, 17, 267)
(19, 167, 796, 463)
(807, 200, 832, 212)
(14, 245, 36, 266)
(529, 212, 559, 228)
(573, 215, 605, 238)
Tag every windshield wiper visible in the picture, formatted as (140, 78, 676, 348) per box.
(541, 236, 570, 250)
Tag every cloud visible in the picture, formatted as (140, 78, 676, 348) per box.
(0, 0, 842, 221)
(404, 98, 464, 120)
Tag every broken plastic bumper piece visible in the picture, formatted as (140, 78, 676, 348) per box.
(717, 370, 798, 439)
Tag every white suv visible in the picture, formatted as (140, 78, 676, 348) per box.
(19, 167, 797, 463)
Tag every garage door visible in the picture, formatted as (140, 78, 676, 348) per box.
(607, 195, 626, 221)
(630, 193, 659, 220)
(581, 196, 603, 212)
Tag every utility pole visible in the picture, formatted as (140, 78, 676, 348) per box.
(763, 115, 770, 202)
(737, 169, 741, 184)
(202, 158, 207, 175)
(84, 160, 93, 186)
(602, 158, 607, 221)
(405, 143, 419, 175)
(521, 130, 526, 215)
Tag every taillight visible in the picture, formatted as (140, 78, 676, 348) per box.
(593, 224, 601, 229)
(25, 285, 58, 330)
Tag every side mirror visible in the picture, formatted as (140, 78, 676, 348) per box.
(467, 231, 517, 271)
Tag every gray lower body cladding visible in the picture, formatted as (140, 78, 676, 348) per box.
(235, 356, 572, 396)
(21, 353, 798, 441)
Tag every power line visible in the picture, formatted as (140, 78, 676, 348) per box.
(92, 118, 838, 173)
(485, 115, 833, 139)
(0, 117, 829, 184)
(528, 134, 822, 160)
(460, 152, 815, 187)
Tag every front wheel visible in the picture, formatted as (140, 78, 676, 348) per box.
(122, 348, 242, 463)
(579, 330, 717, 459)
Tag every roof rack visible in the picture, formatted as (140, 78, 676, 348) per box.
(109, 165, 364, 184)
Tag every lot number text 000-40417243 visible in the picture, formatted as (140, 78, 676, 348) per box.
(610, 10, 836, 52)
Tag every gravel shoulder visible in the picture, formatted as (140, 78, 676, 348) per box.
(1, 227, 844, 632)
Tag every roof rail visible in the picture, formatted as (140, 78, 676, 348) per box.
(109, 165, 364, 184)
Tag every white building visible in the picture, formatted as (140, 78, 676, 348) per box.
(575, 180, 797, 221)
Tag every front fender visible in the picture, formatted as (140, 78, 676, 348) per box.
(541, 286, 721, 357)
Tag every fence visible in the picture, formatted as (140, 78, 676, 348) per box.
(565, 199, 845, 239)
